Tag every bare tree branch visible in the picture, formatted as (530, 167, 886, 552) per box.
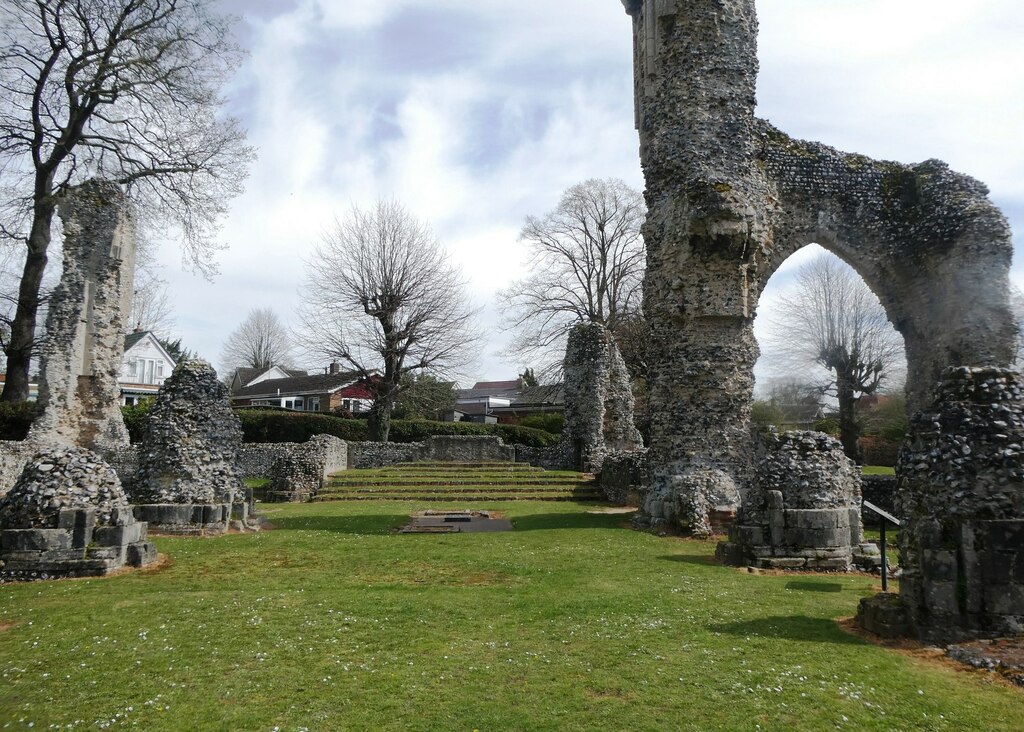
(296, 200, 482, 442)
(761, 253, 905, 462)
(220, 308, 295, 375)
(498, 178, 646, 378)
(0, 0, 254, 401)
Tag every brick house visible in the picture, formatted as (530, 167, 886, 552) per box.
(230, 364, 374, 413)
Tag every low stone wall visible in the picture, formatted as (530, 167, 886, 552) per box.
(348, 441, 419, 469)
(515, 442, 574, 471)
(417, 435, 514, 463)
(238, 444, 292, 479)
(266, 435, 348, 502)
(598, 450, 650, 506)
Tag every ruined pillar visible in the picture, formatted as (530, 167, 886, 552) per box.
(562, 323, 644, 473)
(27, 180, 135, 452)
(897, 367, 1024, 642)
(622, 0, 775, 535)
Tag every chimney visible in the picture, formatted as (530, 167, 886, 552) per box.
(329, 362, 340, 375)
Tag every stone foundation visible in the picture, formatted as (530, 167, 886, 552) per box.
(855, 593, 912, 639)
(717, 432, 877, 570)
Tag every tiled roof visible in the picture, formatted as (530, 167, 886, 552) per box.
(123, 331, 151, 351)
(232, 371, 363, 399)
(471, 379, 521, 390)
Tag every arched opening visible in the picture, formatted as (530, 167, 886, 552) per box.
(752, 243, 907, 464)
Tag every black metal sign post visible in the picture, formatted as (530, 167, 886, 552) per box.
(862, 500, 901, 592)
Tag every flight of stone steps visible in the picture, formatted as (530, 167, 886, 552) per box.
(315, 462, 602, 502)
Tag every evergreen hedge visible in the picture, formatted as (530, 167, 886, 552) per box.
(0, 401, 41, 441)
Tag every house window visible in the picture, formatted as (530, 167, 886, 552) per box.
(342, 399, 352, 412)
(128, 359, 138, 378)
(308, 397, 320, 412)
(283, 398, 304, 410)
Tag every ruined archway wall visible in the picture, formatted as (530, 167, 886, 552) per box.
(755, 122, 1017, 412)
(625, 0, 778, 535)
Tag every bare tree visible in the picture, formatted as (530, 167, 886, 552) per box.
(296, 200, 481, 442)
(0, 0, 253, 402)
(220, 308, 295, 375)
(128, 273, 174, 337)
(762, 254, 904, 462)
(498, 178, 646, 377)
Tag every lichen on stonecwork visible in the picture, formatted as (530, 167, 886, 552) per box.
(0, 447, 129, 529)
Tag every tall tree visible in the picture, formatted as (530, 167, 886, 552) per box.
(498, 178, 646, 376)
(0, 0, 253, 401)
(220, 308, 294, 374)
(296, 200, 480, 442)
(762, 254, 904, 462)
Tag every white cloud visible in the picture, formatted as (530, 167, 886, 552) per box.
(153, 0, 1021, 384)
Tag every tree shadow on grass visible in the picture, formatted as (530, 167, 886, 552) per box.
(511, 511, 627, 532)
(657, 553, 722, 567)
(270, 513, 406, 535)
(709, 615, 867, 645)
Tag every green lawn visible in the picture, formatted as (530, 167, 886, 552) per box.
(1, 501, 1020, 730)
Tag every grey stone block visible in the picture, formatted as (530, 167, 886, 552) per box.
(126, 542, 157, 567)
(0, 529, 72, 552)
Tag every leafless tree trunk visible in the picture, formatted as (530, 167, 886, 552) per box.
(296, 200, 481, 442)
(763, 254, 905, 462)
(498, 178, 646, 378)
(220, 308, 295, 374)
(0, 0, 253, 401)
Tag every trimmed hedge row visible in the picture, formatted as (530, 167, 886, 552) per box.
(0, 402, 41, 441)
(236, 410, 558, 448)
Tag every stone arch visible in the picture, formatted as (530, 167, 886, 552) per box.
(619, 0, 1017, 535)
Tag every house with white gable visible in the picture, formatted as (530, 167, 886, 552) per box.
(119, 330, 177, 405)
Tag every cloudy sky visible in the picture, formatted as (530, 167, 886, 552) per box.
(153, 0, 1023, 388)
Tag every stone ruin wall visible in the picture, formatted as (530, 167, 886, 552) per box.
(897, 367, 1024, 642)
(28, 180, 136, 452)
(619, 0, 1016, 536)
(561, 323, 644, 473)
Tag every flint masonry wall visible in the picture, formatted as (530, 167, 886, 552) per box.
(28, 180, 136, 452)
(619, 0, 1016, 536)
(562, 323, 644, 473)
(898, 367, 1024, 642)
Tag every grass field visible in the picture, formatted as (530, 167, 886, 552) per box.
(1, 501, 1020, 730)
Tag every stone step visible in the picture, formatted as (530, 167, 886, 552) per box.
(319, 485, 599, 496)
(327, 477, 588, 487)
(314, 491, 604, 503)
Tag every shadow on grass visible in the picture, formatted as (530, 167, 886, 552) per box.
(709, 615, 866, 645)
(270, 513, 406, 534)
(657, 554, 721, 567)
(785, 580, 844, 593)
(511, 511, 626, 532)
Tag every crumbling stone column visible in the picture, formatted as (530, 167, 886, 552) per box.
(897, 367, 1024, 642)
(0, 447, 157, 579)
(562, 323, 644, 472)
(716, 432, 877, 570)
(621, 0, 775, 536)
(130, 360, 251, 534)
(618, 0, 1016, 536)
(28, 180, 136, 452)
